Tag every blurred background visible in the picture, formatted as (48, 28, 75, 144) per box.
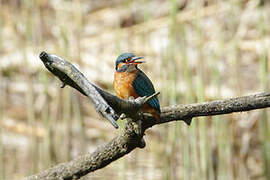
(0, 0, 270, 179)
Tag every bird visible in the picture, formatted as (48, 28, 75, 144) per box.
(113, 52, 161, 120)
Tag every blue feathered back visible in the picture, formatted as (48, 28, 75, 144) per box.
(132, 69, 161, 113)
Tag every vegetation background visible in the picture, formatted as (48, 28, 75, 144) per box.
(0, 0, 269, 179)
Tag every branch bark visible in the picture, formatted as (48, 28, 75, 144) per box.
(26, 52, 270, 180)
(39, 52, 159, 128)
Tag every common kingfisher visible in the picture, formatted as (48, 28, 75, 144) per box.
(113, 53, 161, 120)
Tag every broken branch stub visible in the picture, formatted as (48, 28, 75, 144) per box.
(39, 51, 119, 128)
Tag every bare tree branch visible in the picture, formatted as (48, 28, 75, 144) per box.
(39, 52, 159, 128)
(26, 52, 270, 180)
(27, 119, 142, 180)
(152, 92, 270, 127)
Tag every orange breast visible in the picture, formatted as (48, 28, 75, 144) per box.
(114, 70, 160, 120)
(113, 70, 139, 99)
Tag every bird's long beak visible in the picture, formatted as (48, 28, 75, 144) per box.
(129, 56, 145, 64)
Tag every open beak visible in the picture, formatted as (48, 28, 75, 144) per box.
(128, 56, 145, 65)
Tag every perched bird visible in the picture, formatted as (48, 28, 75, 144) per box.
(113, 53, 161, 120)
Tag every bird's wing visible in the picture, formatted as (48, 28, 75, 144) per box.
(132, 69, 161, 113)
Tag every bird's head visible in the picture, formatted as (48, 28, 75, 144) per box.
(115, 53, 144, 72)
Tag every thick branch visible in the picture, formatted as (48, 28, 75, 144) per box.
(39, 52, 158, 128)
(28, 52, 270, 180)
(159, 92, 270, 123)
(27, 120, 142, 180)
(142, 92, 270, 129)
(39, 52, 119, 128)
(27, 92, 270, 180)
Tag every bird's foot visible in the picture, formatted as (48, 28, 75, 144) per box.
(128, 96, 135, 101)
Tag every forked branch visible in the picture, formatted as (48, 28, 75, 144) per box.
(26, 52, 270, 180)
